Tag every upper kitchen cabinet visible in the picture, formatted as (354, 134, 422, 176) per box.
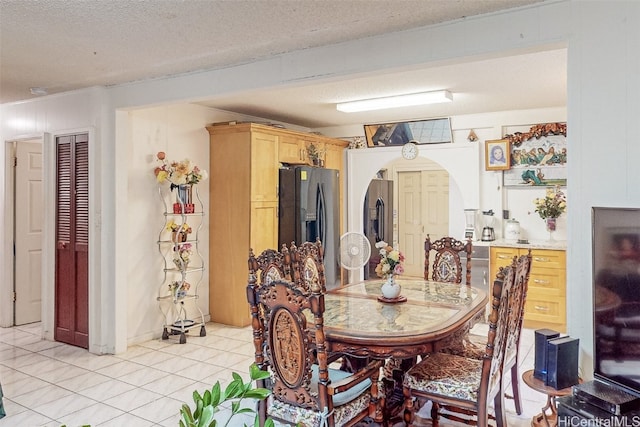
(278, 131, 347, 169)
(250, 132, 279, 202)
(278, 133, 309, 165)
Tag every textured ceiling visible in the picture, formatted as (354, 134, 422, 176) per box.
(1, 0, 562, 128)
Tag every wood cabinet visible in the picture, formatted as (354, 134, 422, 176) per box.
(207, 122, 347, 326)
(490, 245, 566, 332)
(278, 134, 309, 164)
(250, 132, 279, 201)
(278, 133, 345, 168)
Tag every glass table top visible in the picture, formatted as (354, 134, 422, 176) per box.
(321, 278, 485, 338)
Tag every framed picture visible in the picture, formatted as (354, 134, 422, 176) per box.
(485, 139, 510, 171)
(503, 123, 567, 186)
(364, 117, 452, 147)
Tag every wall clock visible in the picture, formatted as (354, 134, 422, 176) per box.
(401, 142, 418, 160)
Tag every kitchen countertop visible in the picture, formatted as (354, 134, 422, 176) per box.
(486, 238, 567, 250)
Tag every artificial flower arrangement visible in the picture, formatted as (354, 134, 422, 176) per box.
(534, 186, 567, 219)
(154, 151, 208, 186)
(169, 280, 190, 299)
(173, 243, 192, 270)
(166, 220, 192, 234)
(166, 220, 192, 242)
(374, 241, 405, 279)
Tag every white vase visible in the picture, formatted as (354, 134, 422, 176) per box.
(381, 275, 401, 299)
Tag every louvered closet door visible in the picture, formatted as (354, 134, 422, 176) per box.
(55, 134, 89, 348)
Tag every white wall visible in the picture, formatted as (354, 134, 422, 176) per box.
(127, 105, 214, 343)
(565, 0, 640, 378)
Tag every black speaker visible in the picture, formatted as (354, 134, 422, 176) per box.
(534, 329, 560, 381)
(545, 336, 579, 390)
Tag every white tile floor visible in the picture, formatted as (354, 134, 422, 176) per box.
(0, 322, 551, 426)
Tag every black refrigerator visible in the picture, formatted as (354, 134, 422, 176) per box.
(363, 179, 394, 279)
(278, 166, 341, 289)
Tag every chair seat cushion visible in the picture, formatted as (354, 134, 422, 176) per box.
(267, 365, 373, 427)
(268, 390, 370, 427)
(403, 352, 483, 402)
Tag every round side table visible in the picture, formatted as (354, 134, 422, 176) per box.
(521, 369, 578, 427)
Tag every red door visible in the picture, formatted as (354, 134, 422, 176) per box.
(55, 134, 89, 348)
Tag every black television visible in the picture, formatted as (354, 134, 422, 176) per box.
(592, 207, 640, 396)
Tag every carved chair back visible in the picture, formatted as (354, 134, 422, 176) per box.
(504, 251, 532, 368)
(485, 262, 517, 396)
(247, 246, 293, 389)
(258, 277, 329, 415)
(289, 238, 326, 294)
(249, 245, 293, 288)
(424, 235, 473, 285)
(500, 251, 532, 415)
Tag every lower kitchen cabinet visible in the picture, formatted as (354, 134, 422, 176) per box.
(490, 244, 566, 332)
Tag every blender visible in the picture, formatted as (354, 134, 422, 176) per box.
(481, 209, 496, 241)
(464, 209, 478, 240)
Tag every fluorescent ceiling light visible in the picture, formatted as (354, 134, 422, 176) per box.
(336, 90, 453, 113)
(29, 87, 48, 96)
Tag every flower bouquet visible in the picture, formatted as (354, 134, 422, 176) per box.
(374, 241, 405, 279)
(169, 280, 191, 300)
(154, 152, 208, 213)
(173, 243, 192, 270)
(534, 186, 567, 237)
(166, 220, 192, 242)
(533, 186, 567, 219)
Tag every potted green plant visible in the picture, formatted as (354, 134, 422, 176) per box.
(179, 363, 274, 427)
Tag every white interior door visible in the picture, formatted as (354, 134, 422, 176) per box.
(398, 171, 423, 277)
(422, 170, 450, 240)
(398, 169, 449, 277)
(15, 140, 43, 325)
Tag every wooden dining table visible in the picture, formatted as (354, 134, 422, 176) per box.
(323, 277, 489, 360)
(322, 277, 488, 424)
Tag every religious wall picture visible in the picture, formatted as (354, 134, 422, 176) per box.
(503, 122, 567, 186)
(485, 139, 510, 171)
(364, 117, 452, 147)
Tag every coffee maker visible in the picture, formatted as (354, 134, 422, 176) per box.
(481, 209, 496, 241)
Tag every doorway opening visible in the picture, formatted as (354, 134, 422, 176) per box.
(3, 137, 44, 327)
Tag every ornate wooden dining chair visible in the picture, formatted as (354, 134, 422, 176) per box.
(424, 235, 473, 285)
(450, 251, 532, 416)
(402, 262, 518, 427)
(424, 234, 479, 331)
(247, 244, 294, 417)
(247, 245, 383, 427)
(501, 250, 532, 415)
(429, 251, 531, 424)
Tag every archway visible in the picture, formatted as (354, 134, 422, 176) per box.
(346, 143, 479, 281)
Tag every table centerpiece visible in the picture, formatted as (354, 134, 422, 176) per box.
(375, 241, 405, 301)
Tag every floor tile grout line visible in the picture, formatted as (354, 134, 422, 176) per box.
(0, 322, 544, 427)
